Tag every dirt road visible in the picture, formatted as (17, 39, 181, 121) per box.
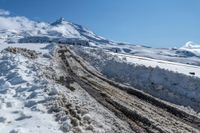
(56, 45, 200, 133)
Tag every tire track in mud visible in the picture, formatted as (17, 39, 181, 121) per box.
(56, 45, 200, 133)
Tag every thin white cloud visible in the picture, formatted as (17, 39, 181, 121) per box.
(0, 9, 10, 16)
(0, 13, 49, 36)
(0, 16, 36, 32)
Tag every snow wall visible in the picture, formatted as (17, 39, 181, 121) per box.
(74, 47, 200, 112)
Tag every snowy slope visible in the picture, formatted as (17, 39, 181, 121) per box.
(98, 43, 200, 66)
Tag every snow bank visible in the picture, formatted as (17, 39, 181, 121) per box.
(112, 53, 200, 78)
(74, 47, 200, 112)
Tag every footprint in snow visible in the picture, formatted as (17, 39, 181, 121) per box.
(6, 102, 12, 108)
(15, 112, 32, 121)
(12, 110, 20, 114)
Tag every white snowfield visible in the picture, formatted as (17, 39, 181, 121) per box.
(111, 52, 200, 77)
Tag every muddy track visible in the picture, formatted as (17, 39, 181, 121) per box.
(56, 45, 200, 133)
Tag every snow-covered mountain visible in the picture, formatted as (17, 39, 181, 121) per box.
(182, 41, 200, 49)
(1, 11, 200, 133)
(1, 14, 200, 60)
(0, 15, 112, 45)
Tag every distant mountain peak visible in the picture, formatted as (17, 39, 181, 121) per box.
(51, 17, 66, 26)
(0, 13, 112, 44)
(185, 41, 194, 48)
(183, 41, 200, 49)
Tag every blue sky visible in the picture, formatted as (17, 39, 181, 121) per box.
(0, 0, 200, 48)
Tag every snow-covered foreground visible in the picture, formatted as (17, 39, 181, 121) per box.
(0, 49, 62, 133)
(111, 52, 200, 77)
(0, 43, 133, 133)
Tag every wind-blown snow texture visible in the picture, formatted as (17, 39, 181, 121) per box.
(0, 48, 62, 133)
